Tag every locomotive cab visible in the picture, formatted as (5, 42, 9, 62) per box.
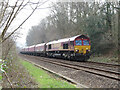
(74, 35, 91, 60)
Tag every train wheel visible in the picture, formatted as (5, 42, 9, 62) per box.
(67, 55, 71, 60)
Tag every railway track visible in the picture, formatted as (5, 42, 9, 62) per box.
(87, 61, 120, 67)
(34, 56, 118, 73)
(37, 56, 119, 68)
(41, 57, 119, 72)
(34, 56, 120, 81)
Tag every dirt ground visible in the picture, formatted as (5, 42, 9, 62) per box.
(2, 56, 38, 88)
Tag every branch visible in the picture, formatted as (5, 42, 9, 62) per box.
(3, 39, 16, 60)
(1, 0, 49, 44)
(0, 14, 9, 28)
(0, 0, 9, 26)
(4, 71, 14, 88)
(1, 1, 18, 39)
(6, 0, 24, 31)
(1, 0, 40, 43)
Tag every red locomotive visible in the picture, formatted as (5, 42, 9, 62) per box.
(21, 34, 91, 61)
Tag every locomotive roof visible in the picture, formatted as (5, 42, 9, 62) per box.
(46, 34, 87, 45)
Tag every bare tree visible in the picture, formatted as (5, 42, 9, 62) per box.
(0, 0, 48, 59)
(2, 36, 15, 60)
(0, 0, 49, 43)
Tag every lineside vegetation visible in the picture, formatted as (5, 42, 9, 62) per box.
(20, 59, 76, 88)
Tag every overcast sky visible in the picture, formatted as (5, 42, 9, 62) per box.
(15, 0, 55, 48)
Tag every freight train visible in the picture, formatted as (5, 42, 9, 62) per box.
(20, 34, 91, 61)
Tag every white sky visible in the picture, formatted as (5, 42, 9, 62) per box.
(15, 0, 55, 48)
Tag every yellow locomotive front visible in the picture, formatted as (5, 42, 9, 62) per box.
(74, 35, 91, 60)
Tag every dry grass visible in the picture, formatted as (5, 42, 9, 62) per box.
(2, 52, 38, 88)
(89, 56, 118, 64)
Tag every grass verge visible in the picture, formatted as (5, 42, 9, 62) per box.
(0, 75, 2, 80)
(20, 59, 76, 88)
(88, 56, 118, 64)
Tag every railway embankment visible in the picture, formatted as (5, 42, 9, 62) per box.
(2, 53, 38, 88)
(0, 59, 2, 89)
(20, 54, 119, 88)
(2, 52, 76, 88)
(20, 59, 76, 88)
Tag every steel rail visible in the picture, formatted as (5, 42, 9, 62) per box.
(40, 56, 119, 68)
(87, 61, 120, 67)
(37, 57, 120, 81)
(40, 57, 119, 73)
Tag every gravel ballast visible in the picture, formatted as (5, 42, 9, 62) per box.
(20, 54, 119, 88)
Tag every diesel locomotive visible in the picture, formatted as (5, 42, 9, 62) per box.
(20, 34, 91, 61)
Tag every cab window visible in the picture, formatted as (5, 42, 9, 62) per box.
(75, 40, 82, 45)
(63, 43, 68, 49)
(48, 44, 51, 49)
(83, 40, 89, 45)
(70, 41, 74, 46)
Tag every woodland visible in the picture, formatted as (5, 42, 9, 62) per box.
(26, 2, 119, 56)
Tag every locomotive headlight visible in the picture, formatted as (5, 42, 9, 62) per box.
(76, 49, 79, 52)
(86, 48, 88, 50)
(86, 48, 90, 51)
